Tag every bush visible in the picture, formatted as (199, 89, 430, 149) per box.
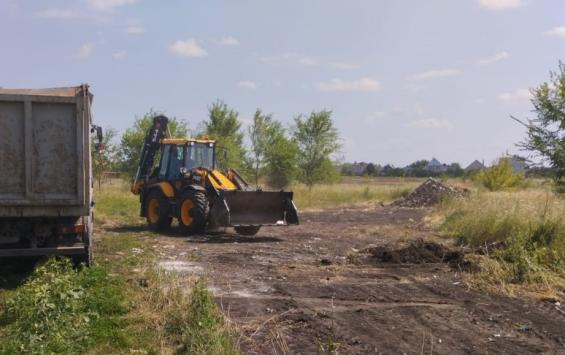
(472, 159, 527, 191)
(0, 258, 128, 354)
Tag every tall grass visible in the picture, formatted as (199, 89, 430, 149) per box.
(292, 178, 418, 209)
(437, 189, 565, 297)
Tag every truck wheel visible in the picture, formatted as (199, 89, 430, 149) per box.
(234, 225, 261, 236)
(146, 190, 172, 231)
(178, 190, 208, 234)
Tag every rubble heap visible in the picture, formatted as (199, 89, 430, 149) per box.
(394, 178, 466, 208)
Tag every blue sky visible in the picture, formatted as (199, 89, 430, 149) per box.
(1, 0, 564, 167)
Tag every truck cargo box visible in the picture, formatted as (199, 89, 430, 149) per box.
(0, 86, 92, 218)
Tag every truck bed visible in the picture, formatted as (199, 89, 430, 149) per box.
(0, 86, 92, 217)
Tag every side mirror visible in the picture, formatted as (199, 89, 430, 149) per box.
(91, 125, 104, 153)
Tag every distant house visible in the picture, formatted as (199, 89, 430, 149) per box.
(504, 155, 529, 173)
(426, 158, 448, 173)
(465, 160, 486, 172)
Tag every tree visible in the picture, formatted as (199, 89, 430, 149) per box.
(365, 163, 377, 176)
(446, 163, 464, 177)
(293, 110, 341, 192)
(405, 160, 430, 177)
(118, 109, 189, 178)
(203, 101, 246, 171)
(514, 62, 565, 192)
(248, 109, 274, 186)
(92, 128, 118, 189)
(263, 122, 299, 189)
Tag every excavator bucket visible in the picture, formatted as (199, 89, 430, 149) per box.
(211, 190, 299, 227)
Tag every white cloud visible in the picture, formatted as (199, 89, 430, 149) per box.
(543, 27, 565, 39)
(409, 68, 461, 81)
(126, 25, 144, 34)
(112, 50, 127, 60)
(477, 51, 509, 65)
(88, 0, 136, 11)
(478, 0, 524, 10)
(170, 39, 207, 58)
(329, 62, 360, 70)
(299, 56, 319, 66)
(219, 36, 239, 46)
(365, 111, 387, 125)
(403, 83, 424, 92)
(407, 119, 453, 129)
(498, 88, 531, 101)
(77, 43, 94, 58)
(317, 78, 381, 92)
(36, 9, 79, 18)
(237, 81, 257, 90)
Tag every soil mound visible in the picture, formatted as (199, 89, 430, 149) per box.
(354, 239, 465, 265)
(394, 178, 466, 208)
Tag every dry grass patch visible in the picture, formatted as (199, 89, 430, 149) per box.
(434, 189, 565, 300)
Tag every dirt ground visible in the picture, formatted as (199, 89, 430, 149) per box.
(138, 205, 563, 354)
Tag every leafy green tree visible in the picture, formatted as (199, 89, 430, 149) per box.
(263, 122, 299, 189)
(118, 109, 189, 178)
(446, 163, 464, 177)
(293, 110, 341, 192)
(92, 128, 118, 189)
(203, 101, 246, 171)
(473, 158, 526, 191)
(514, 62, 565, 192)
(248, 109, 274, 186)
(365, 163, 377, 176)
(405, 160, 430, 177)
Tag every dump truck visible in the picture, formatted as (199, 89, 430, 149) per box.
(0, 85, 100, 265)
(131, 115, 299, 235)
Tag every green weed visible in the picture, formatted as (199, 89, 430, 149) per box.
(0, 258, 129, 354)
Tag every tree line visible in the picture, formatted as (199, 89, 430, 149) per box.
(92, 102, 341, 190)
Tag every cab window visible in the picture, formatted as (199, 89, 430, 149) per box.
(158, 145, 171, 179)
(166, 145, 184, 180)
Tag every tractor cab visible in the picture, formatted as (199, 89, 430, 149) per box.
(158, 139, 217, 181)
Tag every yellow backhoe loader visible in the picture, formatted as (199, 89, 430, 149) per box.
(131, 115, 299, 235)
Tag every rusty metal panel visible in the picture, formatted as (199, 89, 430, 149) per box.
(31, 102, 79, 199)
(0, 102, 26, 199)
(0, 86, 91, 217)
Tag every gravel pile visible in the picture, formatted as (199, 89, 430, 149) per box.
(394, 178, 466, 208)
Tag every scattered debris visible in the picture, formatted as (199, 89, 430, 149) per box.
(393, 178, 467, 208)
(350, 239, 465, 266)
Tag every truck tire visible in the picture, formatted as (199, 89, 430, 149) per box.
(146, 190, 173, 231)
(234, 225, 261, 236)
(178, 189, 208, 234)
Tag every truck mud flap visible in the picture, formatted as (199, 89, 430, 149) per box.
(210, 190, 299, 227)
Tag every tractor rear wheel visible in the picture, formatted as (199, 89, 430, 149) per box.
(146, 190, 172, 231)
(178, 190, 208, 234)
(234, 225, 261, 236)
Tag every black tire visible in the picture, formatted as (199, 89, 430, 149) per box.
(178, 189, 208, 234)
(146, 190, 173, 231)
(234, 225, 261, 236)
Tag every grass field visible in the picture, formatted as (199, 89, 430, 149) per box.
(434, 188, 565, 299)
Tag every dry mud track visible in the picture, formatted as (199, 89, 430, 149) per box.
(149, 206, 564, 354)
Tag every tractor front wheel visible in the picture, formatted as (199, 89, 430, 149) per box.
(178, 190, 208, 234)
(146, 190, 173, 231)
